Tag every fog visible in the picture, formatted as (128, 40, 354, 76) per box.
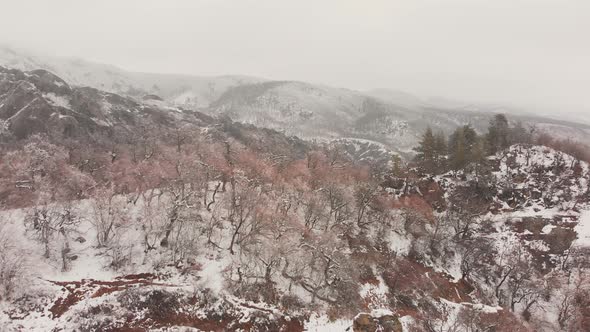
(1, 0, 589, 122)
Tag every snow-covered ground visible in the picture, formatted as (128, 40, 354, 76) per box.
(575, 210, 590, 247)
(2, 142, 590, 331)
(304, 314, 353, 331)
(0, 45, 263, 109)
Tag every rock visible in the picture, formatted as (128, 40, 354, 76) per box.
(142, 94, 163, 101)
(353, 312, 403, 332)
(28, 69, 72, 95)
(378, 315, 403, 332)
(353, 313, 377, 332)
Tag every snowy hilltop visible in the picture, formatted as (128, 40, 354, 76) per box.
(0, 53, 589, 331)
(2, 45, 590, 159)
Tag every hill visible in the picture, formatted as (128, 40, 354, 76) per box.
(2, 46, 590, 159)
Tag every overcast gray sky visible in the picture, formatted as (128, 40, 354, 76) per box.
(1, 0, 589, 121)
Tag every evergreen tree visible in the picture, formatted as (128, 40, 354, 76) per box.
(448, 125, 478, 170)
(452, 132, 467, 170)
(486, 114, 510, 155)
(391, 154, 404, 177)
(434, 131, 448, 171)
(470, 138, 487, 177)
(414, 127, 437, 174)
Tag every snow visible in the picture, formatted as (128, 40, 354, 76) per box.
(0, 87, 588, 331)
(0, 299, 59, 332)
(92, 117, 112, 127)
(0, 201, 115, 283)
(527, 240, 551, 252)
(0, 45, 263, 109)
(0, 193, 237, 331)
(4, 46, 590, 161)
(465, 303, 502, 314)
(142, 98, 184, 113)
(433, 253, 463, 283)
(399, 315, 415, 331)
(196, 255, 229, 294)
(369, 308, 394, 317)
(541, 224, 557, 234)
(536, 122, 590, 143)
(437, 299, 462, 330)
(173, 90, 198, 106)
(100, 99, 113, 114)
(574, 210, 590, 247)
(359, 273, 390, 309)
(388, 230, 411, 256)
(304, 314, 352, 332)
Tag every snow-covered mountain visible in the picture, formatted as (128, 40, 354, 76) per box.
(208, 80, 590, 157)
(2, 45, 590, 158)
(0, 46, 263, 109)
(1, 55, 590, 330)
(0, 66, 195, 140)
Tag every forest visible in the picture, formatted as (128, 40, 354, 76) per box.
(1, 110, 589, 331)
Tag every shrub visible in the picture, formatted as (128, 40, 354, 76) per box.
(0, 223, 28, 300)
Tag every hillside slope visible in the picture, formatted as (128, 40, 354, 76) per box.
(0, 46, 263, 109)
(2, 46, 590, 158)
(1, 141, 589, 331)
(208, 81, 590, 157)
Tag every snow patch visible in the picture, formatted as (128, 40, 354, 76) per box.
(574, 210, 590, 247)
(388, 231, 411, 256)
(43, 92, 71, 109)
(541, 224, 556, 234)
(197, 255, 228, 294)
(305, 314, 352, 331)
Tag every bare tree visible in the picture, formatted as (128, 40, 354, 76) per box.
(90, 188, 128, 247)
(353, 183, 378, 229)
(281, 236, 358, 306)
(226, 182, 263, 255)
(459, 238, 493, 281)
(555, 272, 589, 331)
(25, 204, 79, 260)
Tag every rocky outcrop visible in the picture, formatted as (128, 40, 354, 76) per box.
(0, 67, 191, 141)
(353, 311, 403, 332)
(142, 94, 163, 101)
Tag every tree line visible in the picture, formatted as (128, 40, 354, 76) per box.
(413, 114, 533, 175)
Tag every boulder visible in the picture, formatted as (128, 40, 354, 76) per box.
(353, 311, 403, 332)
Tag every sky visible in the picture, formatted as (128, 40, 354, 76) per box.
(0, 0, 589, 121)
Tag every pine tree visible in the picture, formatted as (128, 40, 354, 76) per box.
(391, 154, 404, 177)
(471, 138, 487, 177)
(453, 133, 467, 170)
(414, 127, 437, 174)
(434, 131, 448, 171)
(448, 125, 478, 170)
(486, 114, 510, 155)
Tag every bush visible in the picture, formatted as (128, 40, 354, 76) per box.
(118, 289, 182, 321)
(233, 282, 278, 304)
(279, 294, 305, 311)
(0, 223, 28, 300)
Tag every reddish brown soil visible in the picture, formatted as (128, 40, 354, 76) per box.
(383, 257, 474, 304)
(45, 273, 305, 331)
(113, 313, 304, 332)
(48, 273, 175, 318)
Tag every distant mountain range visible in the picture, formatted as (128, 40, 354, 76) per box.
(2, 45, 589, 157)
